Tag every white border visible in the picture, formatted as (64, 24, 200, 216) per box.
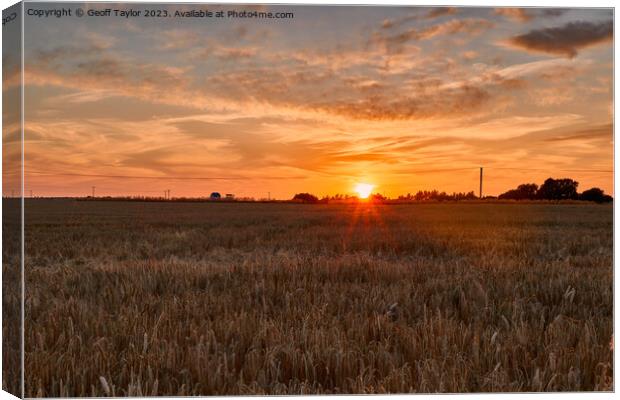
(0, 1, 616, 400)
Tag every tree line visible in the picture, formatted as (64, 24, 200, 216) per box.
(498, 178, 612, 203)
(292, 178, 612, 204)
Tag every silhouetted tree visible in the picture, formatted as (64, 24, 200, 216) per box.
(369, 193, 387, 202)
(411, 189, 476, 201)
(455, 191, 477, 200)
(537, 178, 579, 200)
(579, 187, 613, 203)
(498, 183, 538, 200)
(292, 193, 319, 203)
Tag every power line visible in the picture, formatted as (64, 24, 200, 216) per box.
(487, 167, 613, 173)
(390, 166, 613, 175)
(394, 167, 478, 174)
(26, 171, 303, 180)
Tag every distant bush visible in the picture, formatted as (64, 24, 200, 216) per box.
(537, 178, 579, 200)
(580, 187, 613, 203)
(399, 190, 477, 201)
(292, 193, 319, 203)
(498, 183, 538, 200)
(369, 193, 387, 202)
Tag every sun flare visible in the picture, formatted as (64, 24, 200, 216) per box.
(354, 183, 375, 199)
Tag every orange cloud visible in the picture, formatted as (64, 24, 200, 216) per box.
(494, 8, 533, 23)
(372, 18, 494, 54)
(381, 7, 458, 29)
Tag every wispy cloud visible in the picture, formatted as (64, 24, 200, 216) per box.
(494, 8, 533, 23)
(381, 7, 459, 29)
(494, 7, 569, 23)
(543, 124, 612, 142)
(372, 18, 494, 54)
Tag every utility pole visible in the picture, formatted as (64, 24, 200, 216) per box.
(268, 192, 271, 201)
(92, 186, 96, 198)
(479, 167, 483, 199)
(167, 189, 171, 200)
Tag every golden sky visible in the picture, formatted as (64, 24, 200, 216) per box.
(3, 4, 614, 199)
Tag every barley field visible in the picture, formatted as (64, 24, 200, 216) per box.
(22, 200, 612, 396)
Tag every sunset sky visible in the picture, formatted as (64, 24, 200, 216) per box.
(4, 4, 613, 199)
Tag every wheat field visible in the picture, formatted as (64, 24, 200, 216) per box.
(21, 200, 612, 396)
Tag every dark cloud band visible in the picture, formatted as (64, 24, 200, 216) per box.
(507, 20, 613, 58)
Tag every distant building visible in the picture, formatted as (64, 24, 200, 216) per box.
(225, 194, 234, 199)
(210, 192, 221, 199)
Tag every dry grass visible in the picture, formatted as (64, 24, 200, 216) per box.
(3, 199, 22, 396)
(23, 200, 612, 396)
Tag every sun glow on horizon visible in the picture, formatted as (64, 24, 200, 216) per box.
(354, 183, 375, 199)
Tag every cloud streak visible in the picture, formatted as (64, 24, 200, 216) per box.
(494, 8, 533, 23)
(381, 7, 458, 29)
(372, 18, 494, 54)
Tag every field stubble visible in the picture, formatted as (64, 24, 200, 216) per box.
(21, 200, 613, 395)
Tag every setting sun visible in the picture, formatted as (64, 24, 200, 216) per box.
(354, 183, 375, 199)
